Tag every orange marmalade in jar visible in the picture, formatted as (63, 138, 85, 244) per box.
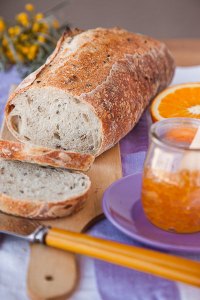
(141, 118, 200, 233)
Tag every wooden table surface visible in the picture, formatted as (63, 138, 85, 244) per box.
(164, 39, 200, 66)
(69, 39, 200, 300)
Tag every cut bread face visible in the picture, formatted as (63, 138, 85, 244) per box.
(0, 160, 91, 219)
(7, 87, 102, 155)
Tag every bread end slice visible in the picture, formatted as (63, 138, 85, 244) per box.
(0, 140, 94, 171)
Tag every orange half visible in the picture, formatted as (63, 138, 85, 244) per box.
(151, 83, 200, 122)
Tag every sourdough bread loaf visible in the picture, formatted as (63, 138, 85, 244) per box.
(5, 27, 175, 156)
(0, 159, 91, 219)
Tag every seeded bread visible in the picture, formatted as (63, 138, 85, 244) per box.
(0, 160, 91, 219)
(5, 27, 175, 157)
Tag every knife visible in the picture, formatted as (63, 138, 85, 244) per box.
(1, 211, 200, 287)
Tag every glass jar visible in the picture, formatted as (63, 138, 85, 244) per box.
(141, 118, 200, 233)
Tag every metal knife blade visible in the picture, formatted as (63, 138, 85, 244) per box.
(0, 211, 49, 243)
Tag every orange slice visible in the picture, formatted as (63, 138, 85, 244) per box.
(151, 83, 200, 122)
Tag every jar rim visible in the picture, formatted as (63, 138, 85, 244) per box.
(150, 118, 200, 152)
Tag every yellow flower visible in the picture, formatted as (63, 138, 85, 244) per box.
(53, 19, 59, 29)
(32, 22, 40, 32)
(8, 26, 21, 37)
(25, 3, 34, 11)
(27, 44, 38, 60)
(21, 46, 29, 54)
(17, 53, 24, 62)
(15, 26, 21, 35)
(6, 50, 15, 63)
(0, 18, 6, 33)
(38, 36, 45, 43)
(34, 13, 44, 21)
(8, 27, 15, 36)
(2, 38, 8, 47)
(30, 44, 38, 53)
(20, 34, 28, 41)
(40, 22, 49, 33)
(16, 12, 29, 27)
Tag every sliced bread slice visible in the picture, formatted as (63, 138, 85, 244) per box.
(0, 116, 94, 171)
(0, 139, 94, 171)
(0, 159, 91, 219)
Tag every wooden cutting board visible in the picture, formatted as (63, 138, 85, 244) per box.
(0, 114, 122, 300)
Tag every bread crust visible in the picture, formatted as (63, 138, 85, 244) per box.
(0, 180, 91, 219)
(0, 140, 94, 171)
(5, 27, 175, 155)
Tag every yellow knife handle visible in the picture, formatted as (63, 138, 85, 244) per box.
(45, 227, 200, 287)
